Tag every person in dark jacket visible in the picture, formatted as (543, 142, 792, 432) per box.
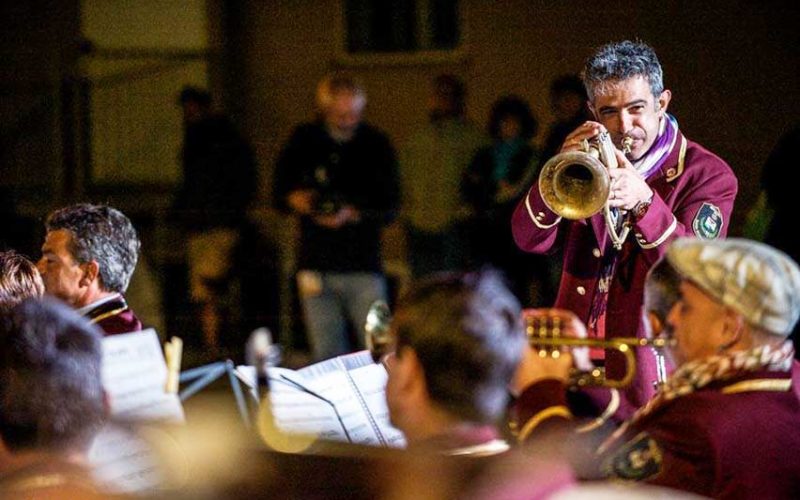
(273, 73, 399, 360)
(174, 86, 258, 354)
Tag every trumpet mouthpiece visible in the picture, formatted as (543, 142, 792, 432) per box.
(622, 137, 634, 154)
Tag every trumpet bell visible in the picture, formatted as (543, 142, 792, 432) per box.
(538, 151, 611, 220)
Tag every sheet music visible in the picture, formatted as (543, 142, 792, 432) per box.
(236, 350, 405, 448)
(346, 363, 406, 447)
(89, 329, 184, 494)
(89, 425, 163, 493)
(100, 329, 184, 423)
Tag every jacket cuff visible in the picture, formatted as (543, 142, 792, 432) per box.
(524, 187, 561, 229)
(632, 194, 676, 249)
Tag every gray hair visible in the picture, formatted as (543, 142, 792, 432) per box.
(45, 203, 140, 293)
(581, 40, 664, 101)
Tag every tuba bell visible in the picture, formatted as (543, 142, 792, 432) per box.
(539, 132, 633, 248)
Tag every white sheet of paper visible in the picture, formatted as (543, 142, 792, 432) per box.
(236, 350, 405, 448)
(89, 329, 184, 494)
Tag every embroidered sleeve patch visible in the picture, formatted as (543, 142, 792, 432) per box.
(607, 432, 662, 481)
(692, 202, 723, 239)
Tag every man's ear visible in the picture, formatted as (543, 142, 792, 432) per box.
(657, 90, 672, 116)
(79, 260, 100, 287)
(719, 309, 745, 351)
(646, 311, 664, 338)
(396, 348, 426, 394)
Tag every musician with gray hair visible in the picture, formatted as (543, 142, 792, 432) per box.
(511, 237, 800, 497)
(37, 203, 142, 335)
(511, 40, 738, 418)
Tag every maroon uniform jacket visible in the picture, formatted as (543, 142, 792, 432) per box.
(511, 362, 800, 499)
(511, 135, 737, 415)
(84, 294, 142, 336)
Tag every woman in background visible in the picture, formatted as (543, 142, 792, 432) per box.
(462, 96, 554, 306)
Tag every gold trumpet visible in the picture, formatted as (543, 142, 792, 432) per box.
(525, 314, 674, 389)
(539, 133, 634, 249)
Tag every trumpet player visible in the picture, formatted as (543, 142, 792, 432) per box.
(511, 40, 737, 417)
(510, 237, 800, 498)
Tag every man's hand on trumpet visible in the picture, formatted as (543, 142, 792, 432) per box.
(608, 149, 653, 212)
(559, 121, 604, 154)
(559, 122, 654, 213)
(510, 308, 593, 395)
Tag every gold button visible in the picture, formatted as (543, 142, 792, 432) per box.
(577, 286, 586, 295)
(592, 248, 601, 258)
(537, 211, 545, 218)
(667, 168, 676, 177)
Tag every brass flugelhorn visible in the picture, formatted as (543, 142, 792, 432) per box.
(538, 133, 633, 249)
(525, 311, 674, 389)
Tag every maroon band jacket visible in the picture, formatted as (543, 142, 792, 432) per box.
(511, 135, 738, 415)
(84, 294, 142, 336)
(511, 362, 800, 499)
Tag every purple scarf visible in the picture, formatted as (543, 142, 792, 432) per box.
(631, 114, 679, 180)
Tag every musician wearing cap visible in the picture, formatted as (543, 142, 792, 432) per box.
(511, 40, 738, 417)
(510, 238, 800, 498)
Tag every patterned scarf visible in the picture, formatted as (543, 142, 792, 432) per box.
(599, 341, 795, 454)
(631, 114, 679, 180)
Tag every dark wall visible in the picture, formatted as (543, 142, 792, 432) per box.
(0, 1, 82, 207)
(229, 0, 799, 234)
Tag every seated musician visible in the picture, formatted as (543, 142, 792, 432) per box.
(384, 268, 526, 456)
(0, 299, 107, 498)
(37, 203, 142, 335)
(510, 237, 800, 498)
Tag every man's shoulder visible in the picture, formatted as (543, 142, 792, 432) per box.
(651, 374, 798, 437)
(0, 457, 103, 499)
(288, 121, 326, 139)
(682, 138, 734, 175)
(353, 122, 393, 145)
(84, 295, 142, 336)
(660, 136, 736, 191)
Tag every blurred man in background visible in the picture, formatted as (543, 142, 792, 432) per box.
(273, 73, 399, 361)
